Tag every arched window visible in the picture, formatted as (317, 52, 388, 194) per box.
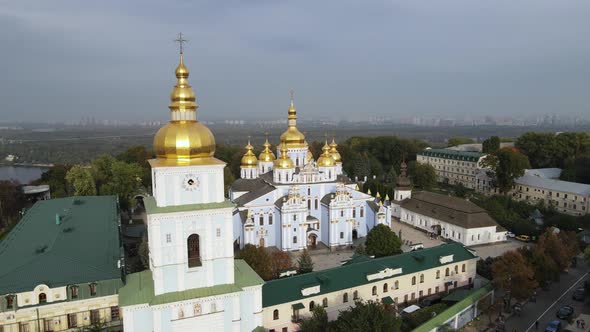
(353, 209, 356, 218)
(309, 301, 315, 311)
(454, 265, 458, 274)
(322, 298, 328, 307)
(269, 214, 273, 225)
(259, 215, 264, 226)
(394, 280, 399, 289)
(360, 207, 364, 218)
(38, 293, 47, 303)
(188, 234, 201, 267)
(420, 274, 424, 283)
(445, 267, 450, 276)
(372, 286, 377, 295)
(383, 283, 388, 293)
(340, 210, 344, 217)
(315, 199, 318, 210)
(308, 200, 311, 210)
(273, 309, 279, 320)
(193, 304, 201, 316)
(412, 276, 416, 285)
(353, 290, 359, 300)
(462, 264, 466, 273)
(343, 293, 349, 303)
(436, 270, 440, 279)
(293, 236, 297, 244)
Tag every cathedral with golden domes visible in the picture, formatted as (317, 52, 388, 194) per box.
(230, 95, 391, 251)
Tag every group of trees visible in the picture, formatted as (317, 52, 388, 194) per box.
(481, 147, 530, 194)
(236, 245, 315, 281)
(481, 228, 579, 307)
(516, 132, 590, 184)
(0, 180, 26, 230)
(299, 300, 402, 332)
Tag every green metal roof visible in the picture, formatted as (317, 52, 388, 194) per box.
(262, 243, 478, 307)
(441, 288, 474, 302)
(417, 149, 483, 162)
(0, 196, 122, 294)
(144, 196, 234, 215)
(118, 260, 264, 307)
(292, 303, 305, 310)
(412, 283, 493, 332)
(382, 296, 394, 305)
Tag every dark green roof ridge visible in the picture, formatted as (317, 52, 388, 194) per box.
(144, 196, 234, 215)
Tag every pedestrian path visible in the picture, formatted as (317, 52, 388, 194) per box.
(566, 313, 590, 331)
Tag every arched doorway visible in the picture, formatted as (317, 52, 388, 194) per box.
(308, 234, 317, 248)
(432, 224, 442, 236)
(259, 237, 265, 248)
(352, 229, 358, 240)
(187, 234, 201, 267)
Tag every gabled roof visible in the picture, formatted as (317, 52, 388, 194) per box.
(0, 196, 122, 294)
(231, 178, 269, 192)
(400, 192, 498, 229)
(262, 243, 477, 307)
(320, 193, 335, 205)
(233, 182, 277, 207)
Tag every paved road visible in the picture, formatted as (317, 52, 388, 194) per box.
(504, 258, 589, 332)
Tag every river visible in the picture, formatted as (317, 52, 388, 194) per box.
(0, 165, 49, 184)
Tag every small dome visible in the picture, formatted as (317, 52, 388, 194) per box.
(154, 121, 215, 160)
(258, 139, 276, 162)
(241, 141, 258, 167)
(317, 142, 335, 167)
(275, 143, 294, 169)
(329, 139, 342, 163)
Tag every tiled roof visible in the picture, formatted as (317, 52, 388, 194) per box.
(418, 149, 483, 162)
(400, 192, 498, 229)
(0, 196, 122, 294)
(118, 260, 263, 307)
(262, 243, 477, 307)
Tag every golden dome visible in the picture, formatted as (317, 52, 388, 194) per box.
(241, 140, 258, 167)
(317, 141, 336, 167)
(329, 138, 342, 163)
(258, 139, 276, 162)
(279, 95, 307, 148)
(153, 51, 215, 161)
(275, 142, 294, 169)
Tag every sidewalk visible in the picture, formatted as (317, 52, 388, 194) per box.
(566, 314, 590, 332)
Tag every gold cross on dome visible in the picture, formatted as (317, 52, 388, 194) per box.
(289, 89, 295, 102)
(174, 32, 188, 54)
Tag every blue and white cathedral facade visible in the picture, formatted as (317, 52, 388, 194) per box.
(230, 97, 391, 251)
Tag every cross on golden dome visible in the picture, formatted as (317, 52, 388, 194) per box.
(174, 32, 188, 54)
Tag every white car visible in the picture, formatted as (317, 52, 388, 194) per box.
(507, 232, 516, 238)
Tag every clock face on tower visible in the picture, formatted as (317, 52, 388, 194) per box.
(182, 174, 200, 191)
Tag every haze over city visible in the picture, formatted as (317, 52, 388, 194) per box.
(1, 0, 590, 123)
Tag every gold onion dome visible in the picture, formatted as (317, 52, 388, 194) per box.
(329, 138, 342, 163)
(258, 139, 276, 162)
(241, 140, 258, 167)
(317, 141, 336, 167)
(279, 95, 307, 148)
(275, 142, 294, 169)
(154, 52, 215, 160)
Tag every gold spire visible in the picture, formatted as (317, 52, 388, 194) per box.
(241, 139, 258, 167)
(275, 141, 294, 169)
(317, 140, 336, 167)
(280, 90, 306, 148)
(329, 138, 342, 163)
(258, 137, 276, 162)
(153, 34, 215, 161)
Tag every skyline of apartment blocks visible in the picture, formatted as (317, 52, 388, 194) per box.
(416, 149, 486, 190)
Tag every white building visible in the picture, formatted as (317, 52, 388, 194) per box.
(119, 50, 264, 332)
(230, 97, 391, 251)
(417, 148, 487, 190)
(512, 168, 590, 216)
(391, 164, 506, 246)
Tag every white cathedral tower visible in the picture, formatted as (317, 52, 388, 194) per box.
(120, 36, 263, 332)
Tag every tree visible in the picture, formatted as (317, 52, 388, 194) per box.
(31, 164, 72, 198)
(65, 165, 97, 196)
(447, 137, 474, 147)
(536, 229, 579, 272)
(365, 224, 402, 258)
(454, 183, 468, 198)
(297, 249, 314, 274)
(482, 136, 500, 154)
(330, 300, 401, 332)
(404, 303, 448, 329)
(236, 244, 273, 280)
(298, 306, 329, 332)
(515, 132, 559, 168)
(354, 243, 367, 256)
(517, 246, 559, 284)
(99, 160, 144, 210)
(482, 148, 530, 193)
(138, 236, 150, 269)
(585, 246, 590, 266)
(0, 180, 25, 227)
(491, 250, 537, 305)
(408, 162, 436, 190)
(270, 250, 293, 279)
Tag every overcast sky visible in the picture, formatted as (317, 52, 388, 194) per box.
(1, 0, 589, 122)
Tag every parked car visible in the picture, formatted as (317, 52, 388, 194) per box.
(516, 235, 531, 242)
(507, 231, 516, 238)
(573, 287, 586, 301)
(419, 295, 441, 307)
(556, 305, 574, 320)
(546, 320, 562, 332)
